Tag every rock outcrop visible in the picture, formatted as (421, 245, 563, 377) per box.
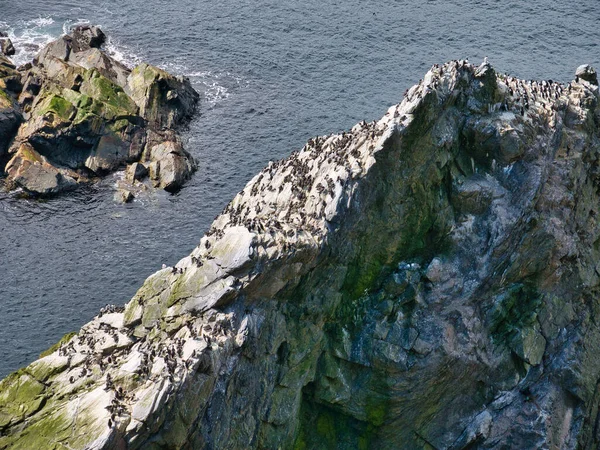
(1, 60, 600, 449)
(0, 25, 199, 198)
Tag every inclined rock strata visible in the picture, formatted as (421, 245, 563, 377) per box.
(1, 60, 600, 449)
(0, 25, 199, 198)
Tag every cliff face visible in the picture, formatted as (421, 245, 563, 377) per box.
(1, 60, 600, 449)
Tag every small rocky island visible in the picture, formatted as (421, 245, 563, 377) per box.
(0, 59, 600, 449)
(0, 25, 199, 200)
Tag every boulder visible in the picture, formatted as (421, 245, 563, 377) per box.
(0, 38, 15, 56)
(35, 35, 72, 64)
(34, 25, 107, 66)
(0, 55, 22, 93)
(71, 25, 106, 52)
(126, 162, 148, 182)
(10, 68, 142, 173)
(126, 63, 199, 129)
(576, 64, 598, 85)
(115, 188, 134, 203)
(5, 143, 77, 195)
(144, 130, 196, 191)
(69, 48, 130, 88)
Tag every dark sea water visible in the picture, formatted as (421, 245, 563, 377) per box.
(0, 0, 598, 378)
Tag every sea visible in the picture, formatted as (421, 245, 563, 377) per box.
(0, 0, 598, 378)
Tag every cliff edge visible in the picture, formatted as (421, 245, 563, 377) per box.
(1, 60, 599, 449)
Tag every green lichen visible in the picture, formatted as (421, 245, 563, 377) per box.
(35, 94, 76, 121)
(81, 69, 137, 115)
(5, 407, 72, 450)
(123, 298, 143, 327)
(0, 369, 47, 430)
(0, 86, 12, 108)
(293, 398, 379, 450)
(18, 144, 44, 164)
(167, 275, 188, 307)
(488, 283, 542, 343)
(39, 331, 77, 358)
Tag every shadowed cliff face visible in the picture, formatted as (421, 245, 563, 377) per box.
(1, 60, 600, 450)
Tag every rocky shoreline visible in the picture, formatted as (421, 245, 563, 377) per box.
(1, 59, 600, 449)
(0, 25, 199, 200)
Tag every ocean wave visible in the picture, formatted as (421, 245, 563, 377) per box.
(104, 37, 143, 69)
(159, 62, 248, 107)
(0, 17, 245, 108)
(0, 16, 60, 66)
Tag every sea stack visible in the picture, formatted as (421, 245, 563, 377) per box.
(1, 61, 600, 449)
(0, 25, 199, 199)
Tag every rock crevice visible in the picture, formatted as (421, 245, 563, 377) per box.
(1, 60, 600, 449)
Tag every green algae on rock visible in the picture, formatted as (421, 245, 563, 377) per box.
(0, 25, 199, 199)
(1, 59, 600, 449)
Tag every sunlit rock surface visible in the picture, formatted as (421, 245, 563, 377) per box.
(0, 25, 198, 198)
(1, 60, 600, 449)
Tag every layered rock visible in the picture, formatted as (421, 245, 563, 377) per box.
(0, 32, 15, 57)
(0, 56, 22, 162)
(0, 25, 199, 198)
(1, 60, 600, 449)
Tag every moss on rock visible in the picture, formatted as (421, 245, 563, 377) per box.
(39, 331, 77, 358)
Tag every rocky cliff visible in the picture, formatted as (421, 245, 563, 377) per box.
(0, 26, 199, 199)
(1, 59, 600, 449)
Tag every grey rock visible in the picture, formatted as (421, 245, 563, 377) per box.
(71, 25, 106, 52)
(452, 174, 494, 215)
(144, 130, 196, 191)
(0, 38, 15, 56)
(2, 26, 199, 197)
(35, 35, 72, 64)
(125, 63, 199, 129)
(3, 60, 600, 450)
(5, 143, 77, 196)
(126, 162, 148, 183)
(576, 64, 598, 85)
(115, 189, 134, 203)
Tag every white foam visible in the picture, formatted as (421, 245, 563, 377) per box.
(1, 16, 60, 66)
(159, 62, 248, 107)
(104, 38, 143, 69)
(27, 17, 55, 28)
(1, 17, 245, 108)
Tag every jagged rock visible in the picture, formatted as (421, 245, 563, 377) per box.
(451, 174, 494, 215)
(125, 63, 199, 129)
(0, 38, 15, 57)
(0, 56, 22, 160)
(5, 143, 77, 195)
(71, 25, 106, 52)
(2, 26, 199, 197)
(35, 35, 72, 65)
(576, 64, 598, 85)
(115, 188, 134, 203)
(2, 60, 600, 449)
(144, 132, 195, 192)
(126, 162, 148, 183)
(69, 48, 131, 88)
(0, 55, 22, 93)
